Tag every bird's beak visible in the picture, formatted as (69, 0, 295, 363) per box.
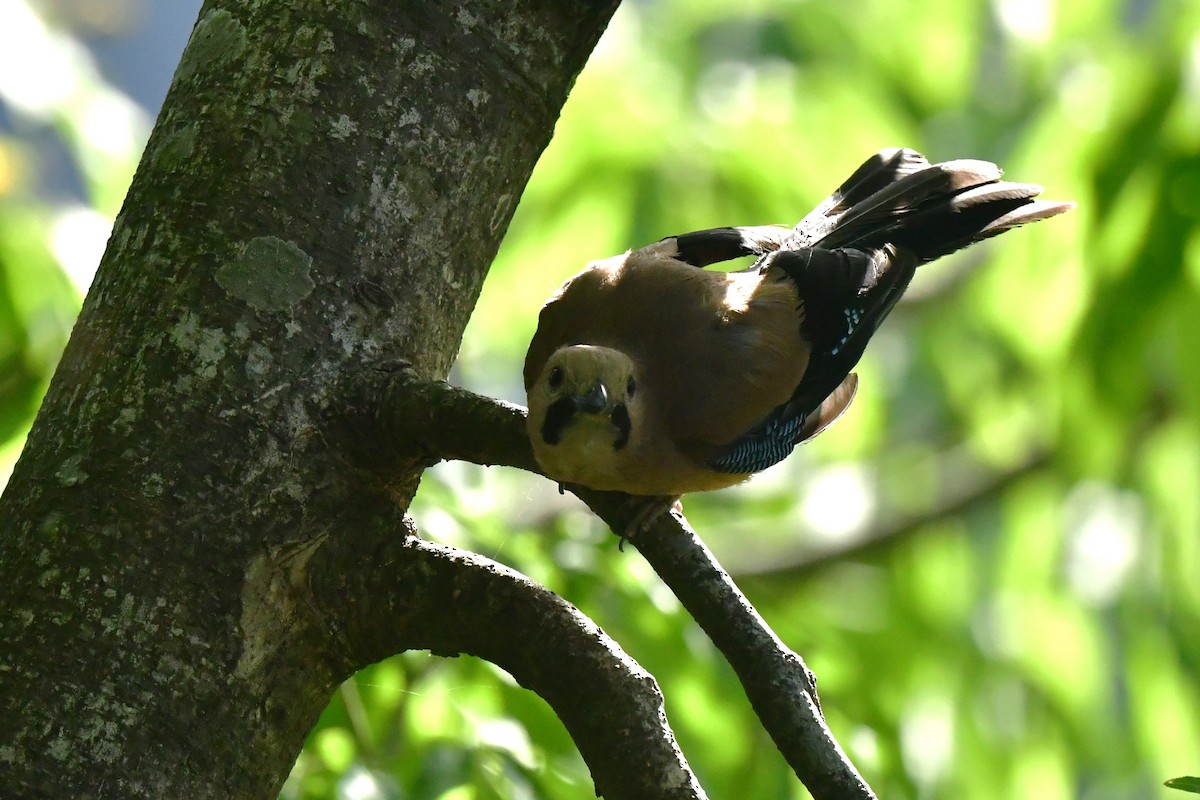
(539, 381, 612, 446)
(573, 382, 608, 415)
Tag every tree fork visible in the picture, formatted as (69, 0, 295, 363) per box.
(347, 365, 877, 800)
(0, 1, 619, 797)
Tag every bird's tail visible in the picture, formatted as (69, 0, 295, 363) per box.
(789, 148, 1074, 261)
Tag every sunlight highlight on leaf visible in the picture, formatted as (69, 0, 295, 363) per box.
(49, 206, 112, 292)
(1061, 482, 1142, 606)
(992, 0, 1054, 44)
(900, 693, 955, 788)
(798, 463, 876, 541)
(339, 767, 390, 800)
(0, 0, 91, 116)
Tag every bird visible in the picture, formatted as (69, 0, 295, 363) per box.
(523, 148, 1072, 524)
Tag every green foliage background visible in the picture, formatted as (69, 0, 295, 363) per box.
(3, 0, 1199, 798)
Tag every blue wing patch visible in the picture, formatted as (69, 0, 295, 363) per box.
(830, 307, 864, 355)
(708, 413, 808, 474)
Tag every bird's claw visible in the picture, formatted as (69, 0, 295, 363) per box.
(618, 495, 683, 547)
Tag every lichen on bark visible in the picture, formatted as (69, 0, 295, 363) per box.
(0, 1, 621, 798)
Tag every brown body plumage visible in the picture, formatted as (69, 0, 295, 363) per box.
(524, 148, 1072, 499)
(525, 242, 842, 494)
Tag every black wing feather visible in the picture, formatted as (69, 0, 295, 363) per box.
(707, 247, 908, 475)
(706, 148, 1071, 475)
(664, 226, 791, 267)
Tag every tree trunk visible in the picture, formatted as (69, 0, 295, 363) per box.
(0, 1, 620, 797)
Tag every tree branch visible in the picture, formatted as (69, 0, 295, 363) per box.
(741, 450, 1050, 584)
(621, 516, 875, 800)
(340, 365, 877, 800)
(311, 526, 707, 800)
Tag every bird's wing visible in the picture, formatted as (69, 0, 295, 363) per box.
(770, 246, 913, 414)
(664, 226, 792, 267)
(704, 245, 904, 475)
(707, 373, 858, 474)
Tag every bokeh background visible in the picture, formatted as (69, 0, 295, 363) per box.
(3, 0, 1199, 798)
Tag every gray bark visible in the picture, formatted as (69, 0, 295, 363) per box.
(0, 1, 665, 797)
(360, 367, 877, 800)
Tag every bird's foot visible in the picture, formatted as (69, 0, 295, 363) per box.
(618, 495, 682, 549)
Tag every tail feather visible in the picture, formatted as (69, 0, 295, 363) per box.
(883, 180, 1068, 260)
(820, 148, 932, 216)
(977, 198, 1076, 238)
(704, 148, 1071, 475)
(790, 148, 930, 246)
(834, 160, 1005, 235)
(791, 149, 1072, 260)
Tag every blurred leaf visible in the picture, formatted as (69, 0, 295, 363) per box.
(1167, 777, 1200, 794)
(7, 1, 1200, 799)
(0, 257, 42, 444)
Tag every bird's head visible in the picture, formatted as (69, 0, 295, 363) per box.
(526, 345, 640, 482)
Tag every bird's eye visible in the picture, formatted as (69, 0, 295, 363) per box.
(548, 366, 565, 390)
(626, 375, 637, 398)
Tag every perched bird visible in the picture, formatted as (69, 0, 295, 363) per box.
(524, 148, 1071, 514)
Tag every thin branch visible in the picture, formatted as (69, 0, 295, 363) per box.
(312, 527, 707, 800)
(742, 450, 1050, 583)
(342, 365, 877, 800)
(620, 511, 876, 800)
